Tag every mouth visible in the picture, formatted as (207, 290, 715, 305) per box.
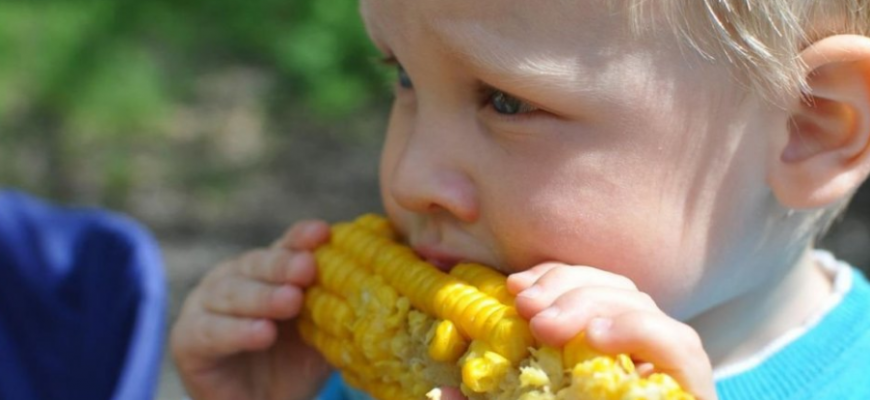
(412, 245, 464, 273)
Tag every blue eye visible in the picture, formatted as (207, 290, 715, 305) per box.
(397, 65, 413, 89)
(489, 90, 537, 115)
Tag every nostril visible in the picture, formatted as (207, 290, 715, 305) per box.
(428, 174, 480, 223)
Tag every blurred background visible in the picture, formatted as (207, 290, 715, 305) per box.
(1, 1, 869, 399)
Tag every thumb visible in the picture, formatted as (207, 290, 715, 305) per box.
(271, 220, 330, 250)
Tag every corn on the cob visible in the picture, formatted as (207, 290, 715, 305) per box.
(298, 214, 694, 400)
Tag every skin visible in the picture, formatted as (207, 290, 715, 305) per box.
(170, 1, 870, 399)
(171, 221, 333, 400)
(369, 0, 825, 391)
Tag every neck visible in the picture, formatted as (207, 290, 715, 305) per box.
(689, 247, 833, 369)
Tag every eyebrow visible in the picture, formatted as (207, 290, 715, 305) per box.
(431, 22, 583, 92)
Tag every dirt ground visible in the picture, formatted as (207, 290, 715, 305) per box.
(157, 240, 244, 400)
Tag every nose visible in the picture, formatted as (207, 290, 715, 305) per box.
(387, 119, 479, 223)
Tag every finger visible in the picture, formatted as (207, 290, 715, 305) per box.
(585, 311, 716, 400)
(172, 313, 277, 362)
(436, 387, 466, 400)
(506, 262, 561, 294)
(272, 220, 331, 251)
(512, 267, 639, 319)
(203, 274, 305, 320)
(527, 288, 658, 346)
(508, 263, 638, 297)
(237, 248, 317, 286)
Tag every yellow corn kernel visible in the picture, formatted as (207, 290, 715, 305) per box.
(563, 333, 602, 367)
(462, 349, 511, 393)
(429, 320, 470, 362)
(304, 286, 353, 338)
(299, 214, 695, 400)
(297, 318, 364, 369)
(451, 263, 515, 306)
(354, 213, 396, 239)
(521, 347, 563, 389)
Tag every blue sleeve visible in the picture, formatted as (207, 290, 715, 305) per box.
(318, 373, 347, 400)
(0, 190, 166, 400)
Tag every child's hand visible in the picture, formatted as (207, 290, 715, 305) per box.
(170, 220, 332, 400)
(507, 263, 718, 400)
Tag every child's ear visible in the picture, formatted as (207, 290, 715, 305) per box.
(768, 34, 870, 209)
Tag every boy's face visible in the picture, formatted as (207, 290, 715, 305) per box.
(363, 0, 789, 320)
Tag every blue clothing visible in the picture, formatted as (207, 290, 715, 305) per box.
(715, 265, 870, 399)
(318, 263, 870, 400)
(0, 190, 166, 400)
(318, 373, 370, 400)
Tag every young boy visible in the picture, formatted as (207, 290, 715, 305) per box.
(170, 1, 870, 399)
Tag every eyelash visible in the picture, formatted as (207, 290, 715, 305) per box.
(379, 56, 544, 122)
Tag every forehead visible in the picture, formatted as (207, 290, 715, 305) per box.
(359, 0, 631, 56)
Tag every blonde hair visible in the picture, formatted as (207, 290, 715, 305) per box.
(629, 1, 870, 101)
(625, 1, 869, 238)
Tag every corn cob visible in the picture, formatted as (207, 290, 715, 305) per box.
(298, 214, 694, 400)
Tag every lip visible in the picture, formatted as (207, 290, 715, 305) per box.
(412, 244, 465, 273)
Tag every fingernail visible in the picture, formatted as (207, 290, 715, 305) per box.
(588, 317, 612, 337)
(519, 285, 542, 299)
(289, 252, 307, 268)
(302, 223, 322, 238)
(510, 271, 533, 283)
(250, 319, 269, 332)
(537, 306, 561, 320)
(274, 285, 295, 299)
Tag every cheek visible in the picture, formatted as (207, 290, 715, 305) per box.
(378, 107, 412, 232)
(378, 105, 407, 180)
(486, 167, 709, 310)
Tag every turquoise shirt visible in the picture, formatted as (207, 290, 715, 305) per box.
(715, 263, 870, 399)
(317, 373, 372, 400)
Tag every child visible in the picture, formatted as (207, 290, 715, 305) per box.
(170, 1, 870, 399)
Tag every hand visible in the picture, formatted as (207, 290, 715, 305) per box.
(170, 220, 332, 400)
(506, 263, 718, 400)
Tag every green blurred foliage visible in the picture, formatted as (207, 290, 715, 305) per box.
(0, 0, 392, 209)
